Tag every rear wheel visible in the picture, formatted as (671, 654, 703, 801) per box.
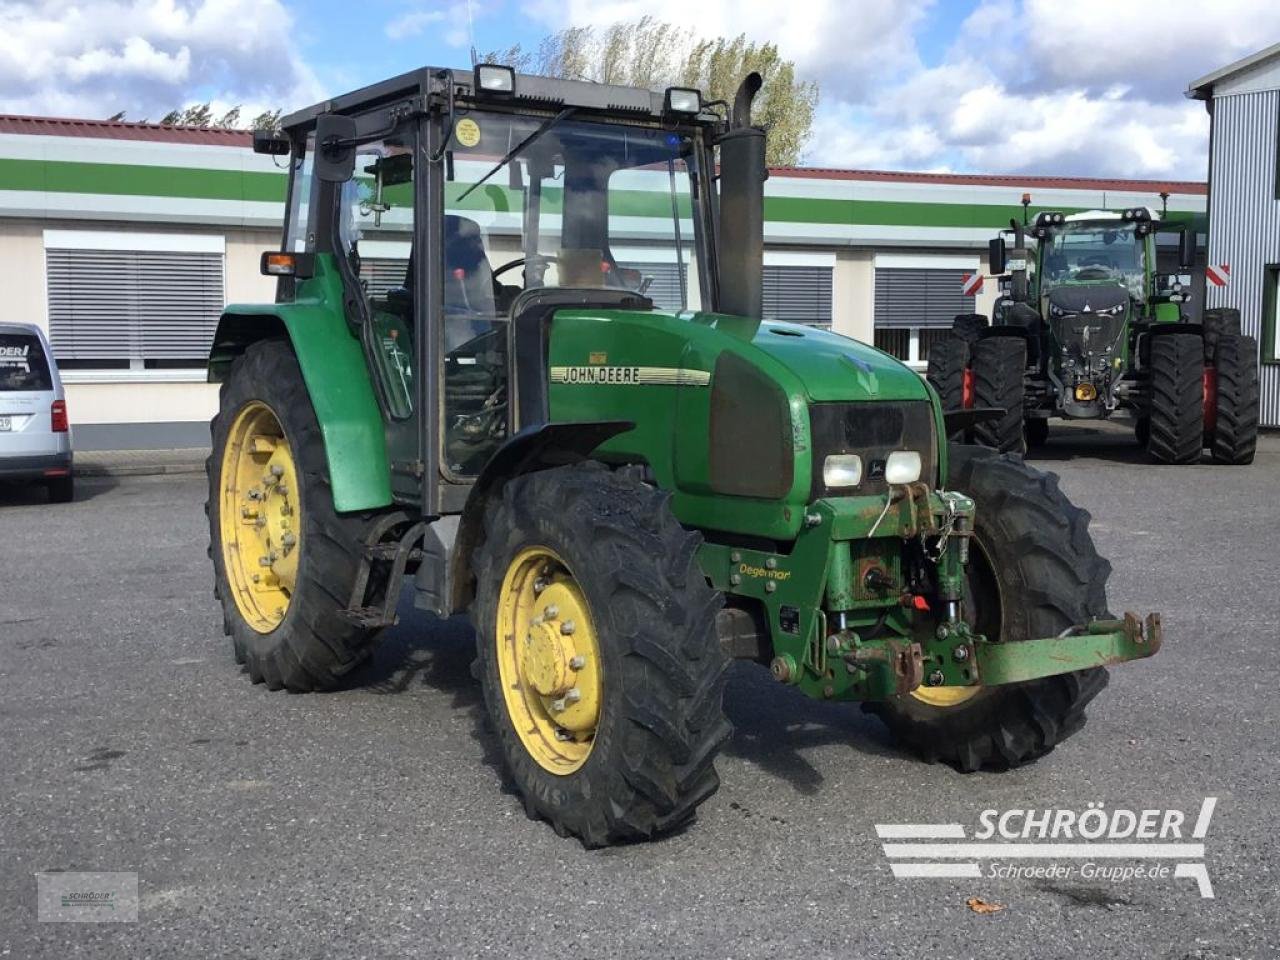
(952, 313, 989, 344)
(971, 336, 1027, 455)
(207, 339, 385, 691)
(926, 335, 970, 441)
(1209, 333, 1259, 465)
(1202, 308, 1241, 361)
(865, 445, 1110, 771)
(472, 463, 730, 846)
(1147, 333, 1204, 464)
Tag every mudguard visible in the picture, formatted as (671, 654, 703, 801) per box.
(207, 259, 393, 513)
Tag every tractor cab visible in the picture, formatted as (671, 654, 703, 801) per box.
(245, 65, 752, 509)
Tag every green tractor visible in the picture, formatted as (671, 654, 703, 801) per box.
(206, 65, 1162, 846)
(928, 209, 1260, 463)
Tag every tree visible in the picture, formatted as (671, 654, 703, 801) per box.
(529, 19, 818, 165)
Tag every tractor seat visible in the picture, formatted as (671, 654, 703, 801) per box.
(443, 215, 497, 318)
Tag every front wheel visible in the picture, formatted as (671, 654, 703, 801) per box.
(865, 446, 1110, 771)
(472, 463, 730, 846)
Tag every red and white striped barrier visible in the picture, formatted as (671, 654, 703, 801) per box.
(1205, 263, 1231, 287)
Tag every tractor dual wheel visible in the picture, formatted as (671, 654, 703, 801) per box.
(472, 462, 731, 847)
(1208, 333, 1259, 465)
(865, 445, 1110, 771)
(207, 339, 385, 691)
(925, 334, 971, 440)
(1147, 333, 1205, 464)
(951, 312, 989, 344)
(971, 336, 1028, 455)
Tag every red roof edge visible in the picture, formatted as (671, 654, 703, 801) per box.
(0, 113, 252, 147)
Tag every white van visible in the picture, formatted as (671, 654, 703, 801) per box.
(0, 322, 73, 502)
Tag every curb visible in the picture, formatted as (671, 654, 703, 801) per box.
(75, 462, 207, 479)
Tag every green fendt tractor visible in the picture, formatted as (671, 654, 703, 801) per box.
(928, 209, 1260, 463)
(206, 65, 1162, 846)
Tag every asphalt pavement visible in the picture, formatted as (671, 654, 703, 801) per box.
(1, 420, 1277, 959)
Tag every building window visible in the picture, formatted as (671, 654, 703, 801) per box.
(873, 259, 977, 364)
(1264, 265, 1279, 364)
(44, 231, 225, 370)
(763, 264, 833, 327)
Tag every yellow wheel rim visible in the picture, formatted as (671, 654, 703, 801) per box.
(911, 684, 981, 707)
(219, 401, 302, 634)
(496, 547, 602, 775)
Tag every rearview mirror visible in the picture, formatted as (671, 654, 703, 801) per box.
(988, 237, 1007, 275)
(314, 113, 357, 183)
(1180, 227, 1198, 269)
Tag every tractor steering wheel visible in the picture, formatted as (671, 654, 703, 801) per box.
(492, 254, 558, 283)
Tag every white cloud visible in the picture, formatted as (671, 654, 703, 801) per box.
(0, 0, 322, 122)
(525, 0, 930, 98)
(524, 0, 1272, 178)
(385, 2, 480, 49)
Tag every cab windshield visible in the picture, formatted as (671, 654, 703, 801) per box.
(1042, 221, 1145, 297)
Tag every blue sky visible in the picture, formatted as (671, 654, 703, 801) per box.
(1, 0, 1276, 179)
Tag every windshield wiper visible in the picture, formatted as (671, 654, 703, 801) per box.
(457, 108, 576, 203)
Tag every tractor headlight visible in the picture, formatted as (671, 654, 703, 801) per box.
(822, 454, 863, 489)
(884, 450, 922, 485)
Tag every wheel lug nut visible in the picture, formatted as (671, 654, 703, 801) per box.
(533, 578, 546, 594)
(550, 698, 567, 713)
(952, 644, 970, 663)
(544, 604, 558, 619)
(565, 687, 581, 703)
(271, 464, 284, 477)
(560, 620, 575, 635)
(926, 670, 945, 686)
(569, 655, 586, 670)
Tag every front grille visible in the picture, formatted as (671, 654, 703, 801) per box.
(808, 401, 937, 502)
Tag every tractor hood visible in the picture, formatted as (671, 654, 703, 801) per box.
(1046, 284, 1129, 315)
(697, 315, 929, 403)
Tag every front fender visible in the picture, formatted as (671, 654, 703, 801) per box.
(208, 257, 392, 513)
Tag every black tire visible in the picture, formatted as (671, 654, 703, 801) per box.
(472, 462, 730, 847)
(971, 336, 1027, 455)
(926, 335, 970, 441)
(1209, 333, 1259, 465)
(865, 445, 1110, 771)
(952, 313, 989, 344)
(47, 475, 74, 503)
(1202, 308, 1241, 361)
(207, 339, 385, 691)
(1134, 417, 1151, 448)
(1025, 417, 1049, 448)
(1147, 333, 1204, 465)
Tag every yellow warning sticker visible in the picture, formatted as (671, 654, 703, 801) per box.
(455, 118, 481, 148)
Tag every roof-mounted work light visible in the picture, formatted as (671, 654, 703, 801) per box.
(664, 87, 702, 115)
(474, 64, 515, 96)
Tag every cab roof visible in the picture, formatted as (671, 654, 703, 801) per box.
(281, 66, 721, 133)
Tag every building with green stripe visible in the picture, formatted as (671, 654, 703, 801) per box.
(0, 114, 1207, 449)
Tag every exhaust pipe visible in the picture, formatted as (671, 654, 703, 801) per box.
(1010, 219, 1030, 304)
(717, 73, 766, 319)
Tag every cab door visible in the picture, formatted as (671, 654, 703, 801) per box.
(330, 114, 424, 504)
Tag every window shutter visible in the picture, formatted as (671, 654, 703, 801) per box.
(361, 257, 411, 298)
(763, 265, 832, 326)
(874, 267, 975, 328)
(46, 248, 225, 363)
(616, 261, 687, 311)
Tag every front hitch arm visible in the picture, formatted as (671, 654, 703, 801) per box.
(973, 612, 1163, 686)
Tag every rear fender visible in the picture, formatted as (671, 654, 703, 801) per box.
(207, 262, 392, 513)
